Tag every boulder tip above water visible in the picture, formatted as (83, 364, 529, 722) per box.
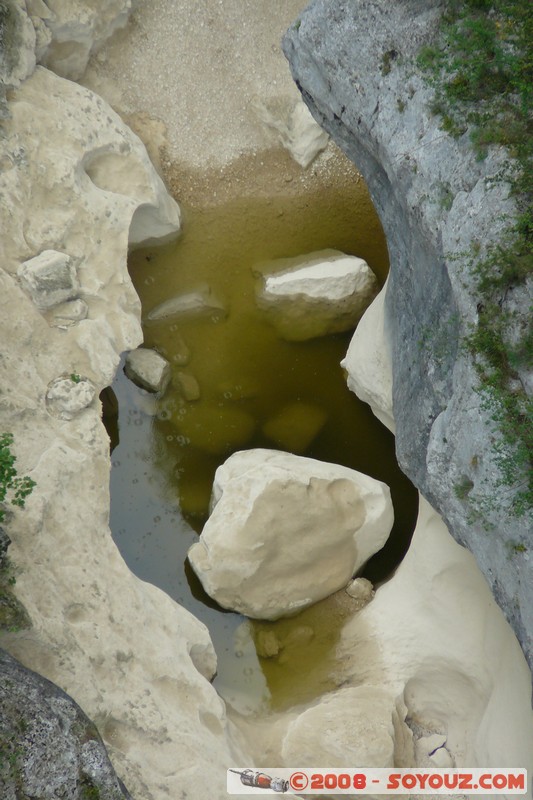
(254, 248, 379, 341)
(187, 449, 393, 619)
(124, 347, 171, 394)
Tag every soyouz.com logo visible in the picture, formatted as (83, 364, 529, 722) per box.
(227, 767, 528, 794)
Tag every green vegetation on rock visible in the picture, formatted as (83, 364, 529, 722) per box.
(418, 0, 532, 517)
(0, 432, 35, 524)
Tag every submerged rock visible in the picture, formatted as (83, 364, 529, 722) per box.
(172, 403, 256, 455)
(146, 285, 226, 323)
(124, 347, 171, 394)
(188, 449, 393, 619)
(262, 400, 327, 452)
(255, 248, 379, 340)
(174, 370, 200, 401)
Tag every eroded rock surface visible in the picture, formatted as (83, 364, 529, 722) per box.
(188, 449, 393, 619)
(0, 44, 245, 800)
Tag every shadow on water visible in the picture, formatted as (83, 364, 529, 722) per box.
(108, 148, 418, 712)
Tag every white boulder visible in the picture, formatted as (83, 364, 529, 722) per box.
(188, 449, 393, 619)
(255, 249, 379, 341)
(252, 96, 329, 168)
(341, 277, 395, 432)
(124, 347, 171, 394)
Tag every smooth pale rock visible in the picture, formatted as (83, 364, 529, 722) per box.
(255, 249, 379, 341)
(262, 401, 327, 452)
(124, 347, 171, 394)
(335, 496, 533, 773)
(38, 0, 132, 80)
(18, 250, 79, 310)
(252, 96, 329, 168)
(341, 277, 395, 432)
(46, 375, 96, 420)
(188, 449, 393, 619)
(146, 285, 226, 323)
(281, 686, 395, 767)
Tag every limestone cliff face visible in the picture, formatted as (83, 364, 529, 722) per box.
(284, 0, 532, 670)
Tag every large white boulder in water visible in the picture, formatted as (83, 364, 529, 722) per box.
(188, 449, 393, 619)
(254, 249, 379, 341)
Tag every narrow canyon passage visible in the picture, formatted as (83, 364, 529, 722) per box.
(108, 145, 418, 712)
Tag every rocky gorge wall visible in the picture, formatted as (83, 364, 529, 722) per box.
(1, 0, 532, 797)
(283, 0, 533, 671)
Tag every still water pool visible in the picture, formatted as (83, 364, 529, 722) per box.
(109, 149, 418, 712)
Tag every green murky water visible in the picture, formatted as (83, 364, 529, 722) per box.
(110, 152, 418, 713)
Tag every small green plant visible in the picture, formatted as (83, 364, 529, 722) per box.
(397, 98, 407, 113)
(438, 181, 455, 211)
(0, 433, 35, 524)
(381, 49, 398, 76)
(70, 373, 81, 383)
(505, 540, 528, 559)
(454, 476, 475, 500)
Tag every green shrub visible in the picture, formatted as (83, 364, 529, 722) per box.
(0, 433, 35, 523)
